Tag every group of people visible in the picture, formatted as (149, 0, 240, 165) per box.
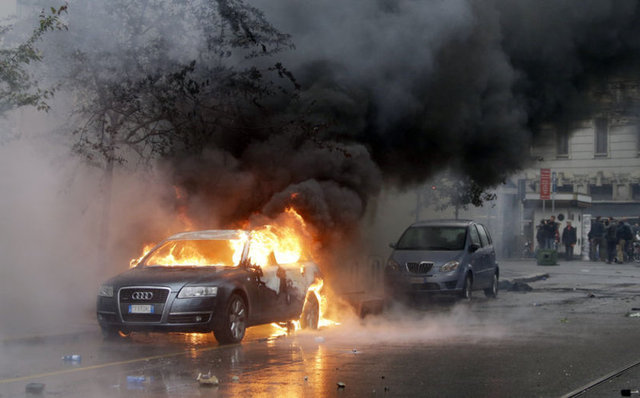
(535, 215, 578, 260)
(535, 215, 639, 262)
(588, 216, 640, 264)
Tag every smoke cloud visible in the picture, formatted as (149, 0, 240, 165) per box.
(3, 0, 640, 335)
(156, 0, 640, 239)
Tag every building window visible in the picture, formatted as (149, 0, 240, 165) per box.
(589, 184, 613, 201)
(594, 118, 608, 157)
(633, 184, 640, 200)
(556, 128, 569, 158)
(556, 184, 573, 193)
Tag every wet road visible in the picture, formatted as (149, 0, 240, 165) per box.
(2, 259, 640, 397)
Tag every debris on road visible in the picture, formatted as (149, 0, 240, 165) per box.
(499, 280, 533, 292)
(587, 292, 596, 298)
(25, 382, 45, 394)
(126, 376, 146, 384)
(61, 354, 81, 363)
(196, 372, 219, 387)
(626, 312, 640, 318)
(304, 376, 308, 381)
(560, 317, 569, 323)
(337, 382, 346, 389)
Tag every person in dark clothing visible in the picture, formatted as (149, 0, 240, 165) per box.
(536, 220, 547, 251)
(605, 217, 617, 263)
(562, 221, 577, 260)
(616, 219, 633, 263)
(588, 216, 605, 261)
(546, 215, 559, 249)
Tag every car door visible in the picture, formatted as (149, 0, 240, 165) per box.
(474, 224, 493, 288)
(467, 225, 484, 284)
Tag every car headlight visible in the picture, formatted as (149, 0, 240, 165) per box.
(178, 286, 218, 298)
(98, 285, 114, 297)
(440, 261, 460, 272)
(386, 258, 401, 271)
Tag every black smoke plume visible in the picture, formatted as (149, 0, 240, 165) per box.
(46, 0, 640, 242)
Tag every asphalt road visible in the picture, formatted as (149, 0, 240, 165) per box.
(1, 258, 640, 397)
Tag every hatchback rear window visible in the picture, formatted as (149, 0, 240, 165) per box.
(396, 226, 467, 250)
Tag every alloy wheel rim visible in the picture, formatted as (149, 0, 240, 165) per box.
(306, 302, 319, 328)
(229, 299, 246, 340)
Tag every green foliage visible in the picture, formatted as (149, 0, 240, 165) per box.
(422, 170, 497, 219)
(0, 5, 67, 114)
(58, 0, 297, 169)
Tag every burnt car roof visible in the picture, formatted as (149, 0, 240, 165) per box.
(167, 230, 248, 241)
(410, 219, 475, 227)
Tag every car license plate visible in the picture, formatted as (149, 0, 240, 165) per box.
(410, 277, 426, 284)
(129, 304, 154, 314)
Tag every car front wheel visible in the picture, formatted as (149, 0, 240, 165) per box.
(484, 273, 498, 298)
(214, 294, 247, 344)
(460, 274, 472, 300)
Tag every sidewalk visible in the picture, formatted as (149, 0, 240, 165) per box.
(498, 256, 640, 289)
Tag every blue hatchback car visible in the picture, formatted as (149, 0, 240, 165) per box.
(384, 220, 499, 301)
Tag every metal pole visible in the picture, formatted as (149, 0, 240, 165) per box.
(415, 188, 421, 222)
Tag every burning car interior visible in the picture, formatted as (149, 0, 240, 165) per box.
(97, 217, 328, 344)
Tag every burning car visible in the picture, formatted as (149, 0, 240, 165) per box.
(384, 220, 499, 301)
(96, 229, 321, 344)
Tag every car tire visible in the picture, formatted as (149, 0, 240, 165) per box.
(460, 274, 472, 300)
(300, 292, 319, 330)
(484, 273, 498, 298)
(213, 293, 247, 345)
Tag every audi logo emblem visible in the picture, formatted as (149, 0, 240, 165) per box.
(131, 291, 154, 300)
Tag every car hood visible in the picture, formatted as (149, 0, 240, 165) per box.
(391, 250, 463, 266)
(103, 266, 235, 291)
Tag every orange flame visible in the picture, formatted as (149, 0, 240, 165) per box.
(307, 278, 339, 328)
(129, 243, 155, 267)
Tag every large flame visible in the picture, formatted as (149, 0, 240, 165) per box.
(129, 208, 308, 268)
(248, 208, 307, 266)
(129, 206, 339, 330)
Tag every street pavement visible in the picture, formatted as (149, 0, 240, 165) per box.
(1, 257, 639, 397)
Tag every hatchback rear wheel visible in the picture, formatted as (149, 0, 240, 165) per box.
(300, 293, 319, 329)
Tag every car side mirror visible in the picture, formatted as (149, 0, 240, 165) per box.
(389, 243, 396, 249)
(469, 243, 480, 253)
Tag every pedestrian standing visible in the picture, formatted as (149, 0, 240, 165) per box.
(562, 221, 577, 260)
(548, 215, 559, 250)
(536, 220, 547, 251)
(605, 217, 617, 264)
(588, 216, 605, 261)
(616, 219, 633, 263)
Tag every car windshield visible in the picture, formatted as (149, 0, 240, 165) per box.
(142, 239, 241, 267)
(395, 226, 467, 250)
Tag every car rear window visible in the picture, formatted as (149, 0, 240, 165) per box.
(396, 226, 467, 251)
(143, 239, 240, 267)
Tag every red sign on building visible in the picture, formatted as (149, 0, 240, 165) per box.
(540, 168, 551, 200)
